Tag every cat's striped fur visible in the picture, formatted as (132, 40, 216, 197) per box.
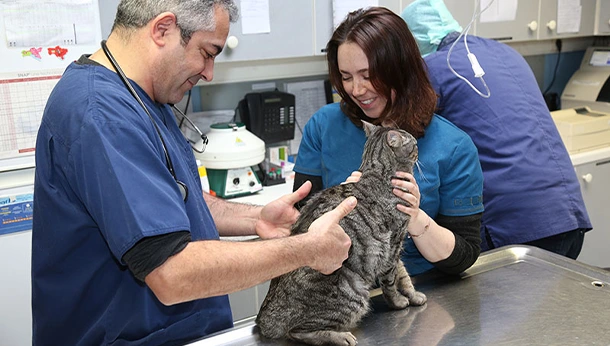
(256, 122, 427, 346)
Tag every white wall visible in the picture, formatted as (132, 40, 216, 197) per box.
(0, 231, 32, 346)
(0, 168, 34, 344)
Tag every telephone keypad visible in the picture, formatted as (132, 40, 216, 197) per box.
(241, 91, 296, 143)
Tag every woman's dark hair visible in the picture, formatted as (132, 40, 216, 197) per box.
(326, 7, 436, 138)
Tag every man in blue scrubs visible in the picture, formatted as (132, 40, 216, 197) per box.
(401, 0, 591, 258)
(32, 1, 356, 345)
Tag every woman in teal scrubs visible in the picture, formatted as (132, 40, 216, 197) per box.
(294, 7, 484, 276)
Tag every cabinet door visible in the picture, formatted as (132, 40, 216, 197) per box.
(228, 286, 259, 321)
(228, 281, 271, 321)
(596, 0, 610, 35)
(215, 0, 314, 62)
(314, 0, 401, 56)
(99, 0, 120, 39)
(574, 159, 610, 268)
(475, 0, 539, 42)
(538, 0, 596, 40)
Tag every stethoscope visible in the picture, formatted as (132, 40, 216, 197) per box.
(101, 40, 208, 202)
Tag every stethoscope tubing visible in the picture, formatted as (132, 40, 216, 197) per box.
(100, 40, 190, 202)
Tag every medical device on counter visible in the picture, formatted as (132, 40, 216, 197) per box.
(194, 122, 265, 199)
(551, 106, 610, 153)
(562, 47, 610, 112)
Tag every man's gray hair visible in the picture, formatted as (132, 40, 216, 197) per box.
(112, 0, 238, 43)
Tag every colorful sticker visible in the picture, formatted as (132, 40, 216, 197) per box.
(22, 47, 43, 61)
(47, 45, 68, 60)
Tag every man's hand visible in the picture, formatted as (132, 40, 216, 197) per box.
(255, 181, 313, 239)
(305, 196, 357, 274)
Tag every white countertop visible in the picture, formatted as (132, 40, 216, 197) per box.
(230, 178, 295, 206)
(227, 144, 610, 207)
(219, 180, 295, 242)
(226, 145, 610, 207)
(569, 145, 610, 166)
(1, 146, 608, 194)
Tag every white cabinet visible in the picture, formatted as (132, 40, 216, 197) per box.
(314, 0, 401, 56)
(228, 281, 270, 322)
(402, 0, 597, 43)
(98, 0, 315, 63)
(574, 157, 610, 268)
(402, 0, 539, 42)
(596, 0, 610, 35)
(538, 0, 596, 40)
(99, 0, 120, 39)
(439, 0, 477, 30)
(215, 0, 314, 62)
(475, 0, 540, 42)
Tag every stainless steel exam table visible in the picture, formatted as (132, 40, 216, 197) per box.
(189, 245, 610, 345)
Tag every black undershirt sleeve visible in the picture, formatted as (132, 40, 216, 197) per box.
(431, 212, 482, 275)
(293, 172, 324, 210)
(122, 231, 191, 282)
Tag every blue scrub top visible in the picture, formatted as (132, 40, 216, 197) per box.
(425, 33, 591, 249)
(295, 103, 484, 275)
(32, 60, 232, 345)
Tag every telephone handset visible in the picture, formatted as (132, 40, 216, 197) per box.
(238, 90, 296, 144)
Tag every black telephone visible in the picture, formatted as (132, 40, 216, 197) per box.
(238, 90, 296, 144)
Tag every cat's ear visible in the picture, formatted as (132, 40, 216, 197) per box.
(361, 120, 376, 137)
(387, 130, 402, 148)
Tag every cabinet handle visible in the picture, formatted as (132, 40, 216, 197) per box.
(528, 21, 538, 32)
(226, 36, 239, 49)
(547, 20, 556, 31)
(582, 173, 593, 183)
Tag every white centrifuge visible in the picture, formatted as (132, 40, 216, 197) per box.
(194, 122, 265, 198)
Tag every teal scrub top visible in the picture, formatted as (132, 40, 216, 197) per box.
(294, 103, 484, 275)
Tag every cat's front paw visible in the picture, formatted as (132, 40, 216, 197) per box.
(407, 291, 427, 306)
(289, 330, 358, 346)
(339, 332, 358, 346)
(384, 293, 410, 310)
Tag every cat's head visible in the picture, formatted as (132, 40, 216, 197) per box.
(362, 121, 418, 173)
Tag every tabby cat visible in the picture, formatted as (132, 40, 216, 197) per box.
(255, 122, 427, 346)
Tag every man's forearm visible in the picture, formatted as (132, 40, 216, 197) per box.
(203, 192, 262, 236)
(145, 235, 313, 305)
(148, 193, 356, 306)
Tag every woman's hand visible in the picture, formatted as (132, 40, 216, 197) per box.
(392, 172, 430, 237)
(342, 171, 362, 184)
(391, 172, 420, 214)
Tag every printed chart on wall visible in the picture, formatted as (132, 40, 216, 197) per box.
(285, 80, 328, 155)
(0, 0, 102, 172)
